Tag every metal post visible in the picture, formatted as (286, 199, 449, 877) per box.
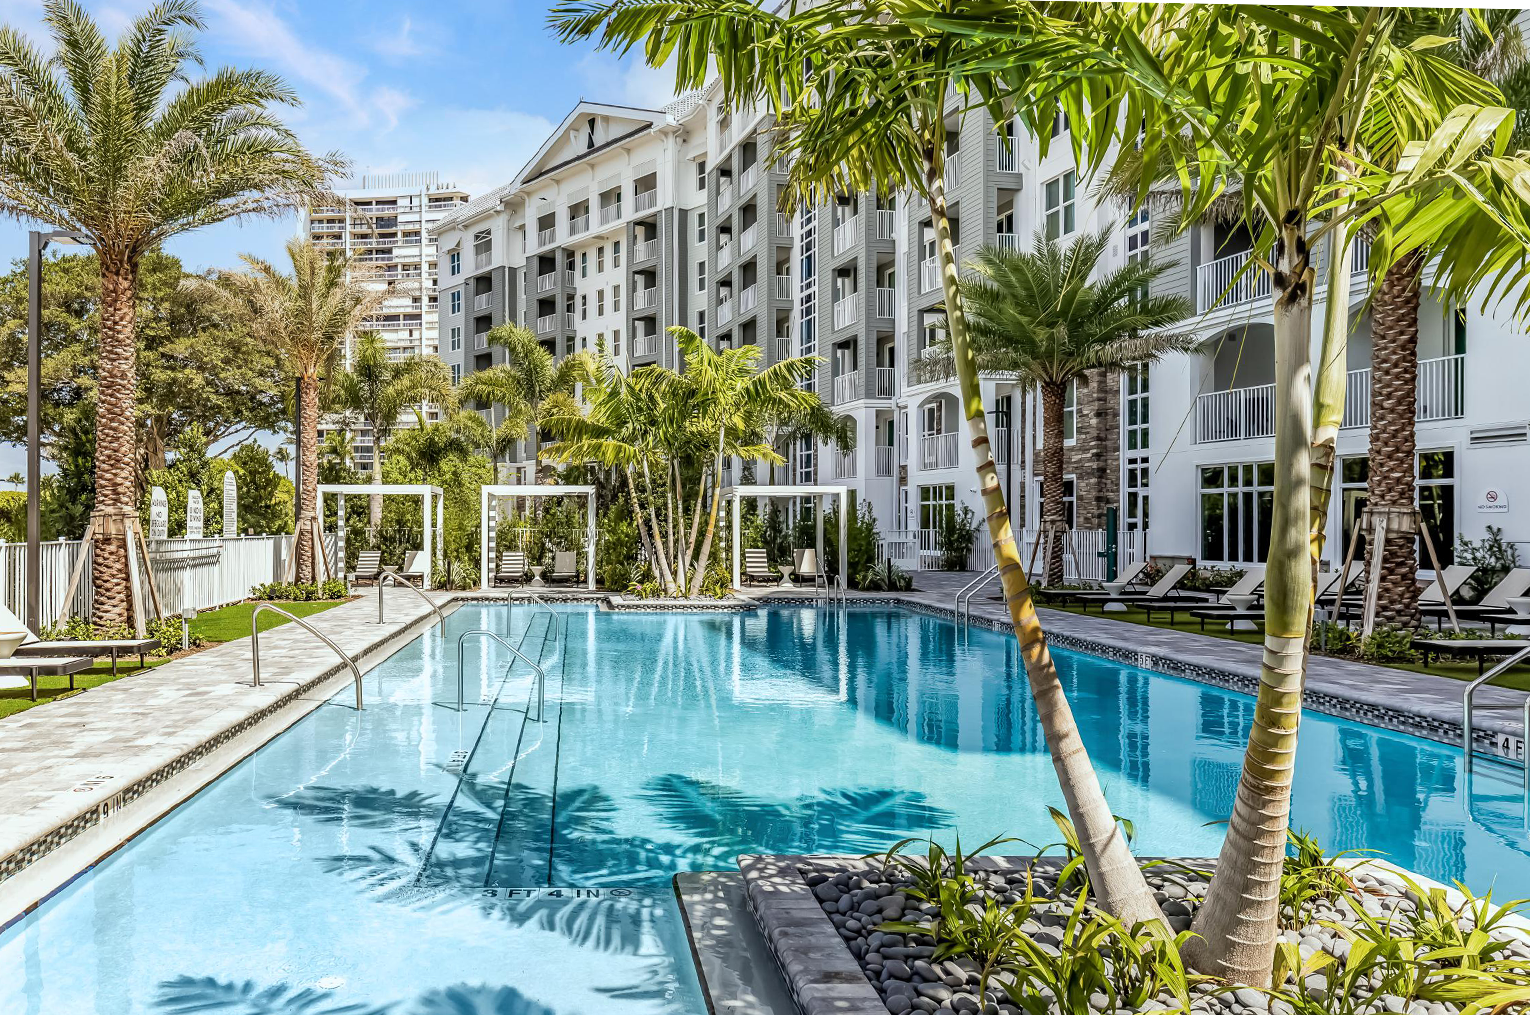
(1105, 506, 1118, 582)
(26, 231, 43, 631)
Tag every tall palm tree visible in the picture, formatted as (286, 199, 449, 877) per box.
(458, 324, 591, 482)
(185, 239, 390, 582)
(330, 331, 457, 527)
(0, 0, 340, 624)
(957, 231, 1193, 585)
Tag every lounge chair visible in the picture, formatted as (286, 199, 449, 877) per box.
(398, 550, 427, 586)
(1102, 563, 1195, 613)
(796, 548, 827, 593)
(546, 550, 579, 585)
(1190, 566, 1267, 610)
(350, 550, 383, 585)
(1422, 567, 1530, 627)
(3, 603, 157, 677)
(1414, 638, 1530, 675)
(496, 551, 529, 587)
(1419, 565, 1478, 605)
(1049, 559, 1153, 605)
(742, 548, 777, 585)
(1208, 569, 1359, 629)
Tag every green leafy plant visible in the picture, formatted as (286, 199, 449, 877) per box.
(1279, 829, 1366, 929)
(1360, 626, 1421, 664)
(249, 580, 348, 602)
(1181, 566, 1247, 594)
(39, 616, 133, 641)
(145, 616, 202, 656)
(858, 559, 912, 592)
(876, 834, 1018, 949)
(431, 556, 478, 591)
(1311, 619, 1360, 657)
(1456, 526, 1522, 603)
(937, 504, 978, 571)
(1033, 805, 1136, 892)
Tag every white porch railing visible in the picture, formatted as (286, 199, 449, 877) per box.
(474, 292, 492, 311)
(833, 297, 858, 330)
(569, 213, 589, 236)
(775, 336, 793, 361)
(873, 366, 896, 398)
(537, 227, 556, 246)
(536, 272, 556, 293)
(776, 212, 791, 235)
(565, 312, 577, 329)
(944, 156, 962, 192)
(1197, 250, 1271, 312)
(832, 370, 862, 404)
(717, 241, 733, 270)
(833, 216, 861, 255)
(739, 163, 759, 191)
(774, 274, 792, 300)
(1417, 353, 1466, 421)
(738, 282, 758, 314)
(637, 238, 659, 261)
(1195, 383, 1276, 442)
(474, 331, 489, 351)
(718, 299, 734, 326)
(1342, 368, 1371, 429)
(834, 451, 857, 479)
(565, 269, 576, 287)
(876, 209, 896, 240)
(740, 222, 759, 253)
(717, 182, 733, 209)
(920, 432, 960, 469)
(599, 203, 622, 226)
(633, 287, 658, 310)
(874, 445, 896, 477)
(634, 189, 658, 213)
(535, 314, 557, 334)
(878, 526, 1148, 578)
(993, 425, 1010, 465)
(996, 135, 1019, 173)
(634, 331, 659, 357)
(996, 232, 1020, 252)
(875, 287, 896, 319)
(921, 256, 940, 293)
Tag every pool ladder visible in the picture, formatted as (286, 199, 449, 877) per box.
(375, 572, 445, 627)
(1462, 643, 1530, 805)
(455, 630, 547, 721)
(250, 603, 365, 710)
(956, 565, 1001, 626)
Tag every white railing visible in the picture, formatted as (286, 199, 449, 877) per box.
(536, 273, 556, 293)
(873, 366, 896, 398)
(474, 331, 489, 350)
(633, 286, 659, 310)
(634, 331, 659, 357)
(717, 241, 733, 269)
(879, 526, 1148, 578)
(1195, 383, 1276, 442)
(921, 256, 940, 293)
(740, 222, 759, 253)
(738, 282, 758, 314)
(538, 227, 556, 247)
(1417, 353, 1466, 421)
(1197, 250, 1271, 312)
(920, 432, 960, 470)
(944, 156, 962, 192)
(718, 299, 734, 326)
(774, 274, 792, 300)
(993, 426, 1010, 465)
(874, 445, 896, 477)
(775, 336, 793, 361)
(1352, 242, 1370, 277)
(833, 297, 858, 330)
(996, 232, 1020, 252)
(536, 314, 556, 334)
(876, 209, 896, 240)
(776, 212, 790, 235)
(834, 451, 857, 479)
(1342, 368, 1371, 429)
(474, 250, 492, 270)
(569, 214, 590, 235)
(996, 135, 1018, 173)
(739, 163, 759, 191)
(832, 216, 861, 255)
(634, 189, 657, 213)
(599, 203, 622, 226)
(833, 370, 862, 404)
(637, 238, 659, 261)
(564, 269, 576, 287)
(474, 292, 491, 311)
(875, 287, 895, 319)
(717, 182, 733, 209)
(565, 312, 577, 329)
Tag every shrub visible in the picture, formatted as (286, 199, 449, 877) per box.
(249, 580, 348, 602)
(937, 504, 978, 570)
(1456, 525, 1521, 603)
(596, 508, 641, 591)
(40, 616, 132, 641)
(145, 616, 203, 657)
(1360, 625, 1420, 664)
(1181, 565, 1247, 593)
(1311, 619, 1360, 656)
(858, 559, 913, 592)
(431, 555, 478, 591)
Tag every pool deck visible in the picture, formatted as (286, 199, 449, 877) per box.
(0, 588, 456, 914)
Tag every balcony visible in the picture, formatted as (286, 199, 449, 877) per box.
(569, 214, 591, 236)
(996, 135, 1019, 173)
(875, 287, 895, 319)
(717, 182, 733, 210)
(776, 212, 791, 235)
(636, 238, 659, 262)
(635, 189, 658, 213)
(634, 331, 659, 357)
(1195, 383, 1275, 442)
(920, 432, 960, 470)
(832, 297, 858, 330)
(774, 336, 792, 361)
(832, 216, 861, 256)
(739, 163, 759, 191)
(738, 282, 758, 314)
(535, 314, 557, 334)
(874, 445, 895, 477)
(537, 227, 556, 247)
(834, 451, 857, 479)
(832, 370, 862, 404)
(565, 312, 577, 329)
(944, 155, 962, 193)
(599, 203, 623, 226)
(992, 426, 1010, 465)
(774, 274, 792, 300)
(921, 256, 940, 293)
(740, 222, 759, 253)
(633, 287, 658, 311)
(996, 232, 1020, 252)
(565, 269, 576, 287)
(474, 332, 490, 351)
(536, 272, 556, 293)
(717, 241, 733, 270)
(474, 292, 492, 311)
(474, 250, 492, 270)
(1197, 250, 1272, 313)
(718, 299, 734, 326)
(1340, 354, 1466, 429)
(873, 366, 896, 398)
(876, 209, 896, 240)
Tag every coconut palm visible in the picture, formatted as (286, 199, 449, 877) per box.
(457, 324, 592, 482)
(956, 231, 1193, 585)
(185, 239, 390, 582)
(330, 331, 457, 528)
(0, 0, 340, 623)
(549, 0, 1170, 929)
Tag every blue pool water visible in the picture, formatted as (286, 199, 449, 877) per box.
(2, 604, 1528, 1015)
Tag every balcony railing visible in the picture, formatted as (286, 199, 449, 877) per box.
(875, 209, 896, 240)
(921, 256, 940, 293)
(717, 182, 733, 209)
(634, 331, 659, 357)
(536, 272, 556, 293)
(833, 370, 862, 404)
(993, 426, 1010, 465)
(1342, 368, 1371, 429)
(874, 445, 896, 477)
(565, 312, 577, 329)
(1341, 354, 1466, 428)
(1352, 242, 1370, 277)
(535, 314, 556, 334)
(564, 269, 576, 287)
(633, 286, 658, 311)
(637, 238, 659, 261)
(875, 287, 895, 319)
(474, 332, 490, 351)
(739, 163, 759, 191)
(774, 274, 792, 300)
(740, 222, 759, 253)
(996, 134, 1019, 173)
(832, 216, 861, 256)
(1195, 383, 1276, 442)
(776, 212, 791, 235)
(717, 241, 733, 269)
(920, 432, 960, 470)
(873, 366, 896, 398)
(474, 250, 492, 270)
(996, 232, 1020, 252)
(537, 227, 556, 247)
(569, 214, 590, 236)
(599, 203, 622, 226)
(944, 155, 962, 193)
(775, 336, 793, 361)
(1197, 250, 1272, 312)
(473, 292, 492, 311)
(832, 297, 858, 330)
(717, 299, 734, 326)
(738, 282, 758, 314)
(834, 451, 857, 479)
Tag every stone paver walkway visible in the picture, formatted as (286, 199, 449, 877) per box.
(0, 589, 452, 885)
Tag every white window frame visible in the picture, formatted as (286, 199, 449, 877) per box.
(449, 290, 461, 315)
(449, 325, 462, 351)
(1044, 170, 1077, 240)
(449, 251, 461, 276)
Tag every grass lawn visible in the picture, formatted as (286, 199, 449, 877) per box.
(1035, 598, 1530, 691)
(0, 598, 350, 721)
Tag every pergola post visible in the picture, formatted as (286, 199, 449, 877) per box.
(815, 500, 824, 579)
(838, 489, 848, 586)
(435, 492, 444, 588)
(337, 493, 346, 584)
(585, 490, 596, 590)
(480, 486, 491, 591)
(731, 493, 742, 590)
(422, 488, 433, 591)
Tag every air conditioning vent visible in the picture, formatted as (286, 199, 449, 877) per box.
(1468, 422, 1530, 447)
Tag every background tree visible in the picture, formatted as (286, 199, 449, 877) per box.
(0, 0, 340, 624)
(186, 240, 389, 582)
(955, 231, 1192, 584)
(458, 324, 591, 482)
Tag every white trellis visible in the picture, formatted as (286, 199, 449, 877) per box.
(317, 484, 445, 590)
(479, 484, 598, 591)
(722, 484, 848, 590)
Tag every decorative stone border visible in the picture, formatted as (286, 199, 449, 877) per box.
(605, 595, 757, 612)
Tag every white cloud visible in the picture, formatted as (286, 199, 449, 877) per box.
(371, 16, 430, 60)
(574, 52, 684, 111)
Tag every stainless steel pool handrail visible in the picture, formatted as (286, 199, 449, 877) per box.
(506, 590, 563, 646)
(956, 565, 1000, 626)
(251, 603, 365, 710)
(457, 629, 545, 720)
(376, 572, 445, 627)
(1462, 642, 1530, 800)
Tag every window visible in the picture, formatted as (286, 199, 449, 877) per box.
(613, 327, 621, 355)
(1044, 170, 1077, 239)
(697, 260, 706, 292)
(1199, 462, 1276, 564)
(697, 309, 706, 341)
(597, 246, 605, 272)
(1050, 111, 1070, 139)
(697, 159, 707, 191)
(1338, 451, 1457, 566)
(449, 251, 461, 276)
(1122, 363, 1150, 532)
(449, 290, 461, 315)
(450, 363, 462, 384)
(580, 252, 588, 278)
(921, 399, 946, 436)
(612, 284, 621, 312)
(1126, 207, 1151, 304)
(696, 211, 707, 244)
(1064, 379, 1077, 443)
(918, 484, 956, 531)
(580, 294, 588, 320)
(613, 240, 621, 268)
(449, 326, 462, 352)
(1033, 476, 1077, 529)
(597, 289, 605, 316)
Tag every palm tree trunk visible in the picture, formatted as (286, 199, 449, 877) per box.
(1308, 209, 1356, 583)
(1185, 223, 1315, 986)
(89, 256, 139, 627)
(640, 460, 679, 596)
(295, 372, 321, 583)
(689, 432, 729, 596)
(1368, 249, 1424, 628)
(1040, 380, 1068, 586)
(923, 151, 1164, 931)
(624, 467, 662, 586)
(369, 413, 384, 530)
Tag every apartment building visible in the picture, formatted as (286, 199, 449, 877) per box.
(307, 172, 469, 469)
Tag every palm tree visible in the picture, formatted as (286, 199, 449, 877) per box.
(956, 231, 1193, 585)
(185, 239, 390, 582)
(549, 0, 1170, 929)
(458, 324, 591, 482)
(0, 0, 340, 624)
(330, 331, 456, 528)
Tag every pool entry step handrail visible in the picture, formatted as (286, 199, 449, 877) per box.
(1462, 642, 1530, 798)
(376, 572, 445, 627)
(956, 565, 1001, 626)
(457, 629, 546, 720)
(250, 603, 365, 710)
(506, 591, 564, 646)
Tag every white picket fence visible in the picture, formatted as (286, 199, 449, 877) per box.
(876, 527, 1148, 581)
(0, 534, 326, 625)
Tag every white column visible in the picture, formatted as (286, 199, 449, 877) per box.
(422, 489, 433, 590)
(586, 490, 597, 590)
(337, 493, 346, 584)
(480, 487, 491, 591)
(839, 489, 848, 585)
(436, 490, 444, 582)
(731, 495, 741, 590)
(815, 499, 824, 580)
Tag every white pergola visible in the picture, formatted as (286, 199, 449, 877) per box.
(722, 485, 848, 590)
(479, 484, 598, 590)
(318, 484, 445, 590)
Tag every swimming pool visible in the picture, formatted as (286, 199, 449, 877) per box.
(2, 604, 1526, 1014)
